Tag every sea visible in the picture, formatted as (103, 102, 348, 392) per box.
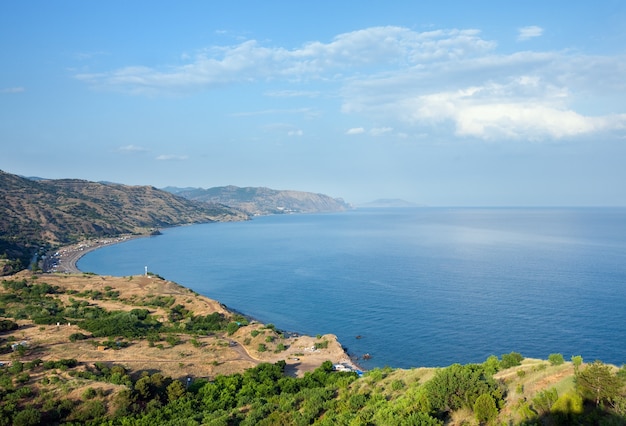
(78, 207, 626, 369)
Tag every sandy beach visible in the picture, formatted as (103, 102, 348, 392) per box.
(44, 235, 144, 274)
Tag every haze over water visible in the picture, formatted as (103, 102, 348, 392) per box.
(79, 208, 626, 369)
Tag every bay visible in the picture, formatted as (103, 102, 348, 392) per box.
(78, 207, 626, 369)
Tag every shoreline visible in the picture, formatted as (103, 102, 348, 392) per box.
(44, 235, 365, 374)
(44, 234, 148, 274)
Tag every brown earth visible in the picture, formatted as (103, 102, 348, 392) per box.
(0, 271, 358, 379)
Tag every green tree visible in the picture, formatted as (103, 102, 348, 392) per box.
(474, 393, 498, 425)
(571, 355, 583, 373)
(167, 380, 187, 403)
(576, 360, 623, 407)
(226, 321, 240, 335)
(424, 363, 503, 415)
(12, 408, 41, 426)
(551, 391, 584, 419)
(500, 351, 524, 369)
(482, 355, 500, 375)
(548, 353, 565, 365)
(532, 387, 558, 415)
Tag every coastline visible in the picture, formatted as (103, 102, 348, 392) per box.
(44, 234, 146, 274)
(43, 235, 364, 375)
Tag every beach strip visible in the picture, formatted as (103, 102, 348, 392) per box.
(44, 235, 145, 274)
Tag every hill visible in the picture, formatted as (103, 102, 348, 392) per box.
(166, 185, 352, 216)
(0, 272, 623, 425)
(0, 170, 248, 274)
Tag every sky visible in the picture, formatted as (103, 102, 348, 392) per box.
(1, 1, 625, 206)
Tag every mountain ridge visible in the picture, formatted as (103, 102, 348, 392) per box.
(0, 170, 247, 274)
(165, 185, 352, 216)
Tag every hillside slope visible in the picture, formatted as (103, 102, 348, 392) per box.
(167, 185, 352, 216)
(0, 170, 247, 273)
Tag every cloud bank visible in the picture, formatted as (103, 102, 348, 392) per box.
(76, 26, 626, 141)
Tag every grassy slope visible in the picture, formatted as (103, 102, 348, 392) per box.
(0, 170, 248, 273)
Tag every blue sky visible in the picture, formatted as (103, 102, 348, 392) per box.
(1, 1, 625, 206)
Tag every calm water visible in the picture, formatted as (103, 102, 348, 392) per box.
(79, 208, 626, 369)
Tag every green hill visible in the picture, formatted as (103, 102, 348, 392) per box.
(0, 170, 247, 274)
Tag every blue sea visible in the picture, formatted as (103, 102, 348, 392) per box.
(78, 208, 626, 369)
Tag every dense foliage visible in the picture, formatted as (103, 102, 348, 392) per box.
(0, 355, 624, 425)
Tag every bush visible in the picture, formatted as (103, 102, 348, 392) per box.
(82, 387, 97, 400)
(551, 392, 583, 417)
(314, 340, 328, 349)
(12, 408, 41, 426)
(474, 393, 498, 424)
(0, 319, 18, 332)
(500, 352, 524, 369)
(226, 321, 239, 336)
(166, 334, 181, 347)
(391, 379, 405, 391)
(80, 311, 161, 338)
(548, 353, 564, 365)
(69, 332, 90, 342)
(532, 387, 558, 415)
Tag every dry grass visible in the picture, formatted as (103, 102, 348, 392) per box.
(1, 271, 354, 380)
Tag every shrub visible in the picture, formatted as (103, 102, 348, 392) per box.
(69, 333, 90, 342)
(314, 340, 328, 349)
(257, 343, 267, 352)
(12, 407, 41, 426)
(0, 319, 18, 332)
(551, 392, 583, 417)
(500, 352, 524, 369)
(82, 387, 97, 400)
(226, 322, 239, 336)
(474, 393, 498, 425)
(532, 387, 558, 415)
(391, 379, 405, 391)
(548, 353, 564, 365)
(166, 335, 181, 347)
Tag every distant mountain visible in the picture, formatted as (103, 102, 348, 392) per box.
(165, 185, 352, 216)
(358, 199, 421, 208)
(0, 170, 247, 274)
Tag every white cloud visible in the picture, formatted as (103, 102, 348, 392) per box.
(156, 154, 188, 161)
(288, 129, 304, 136)
(517, 26, 543, 41)
(118, 144, 148, 153)
(403, 81, 626, 140)
(75, 25, 626, 142)
(76, 26, 495, 94)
